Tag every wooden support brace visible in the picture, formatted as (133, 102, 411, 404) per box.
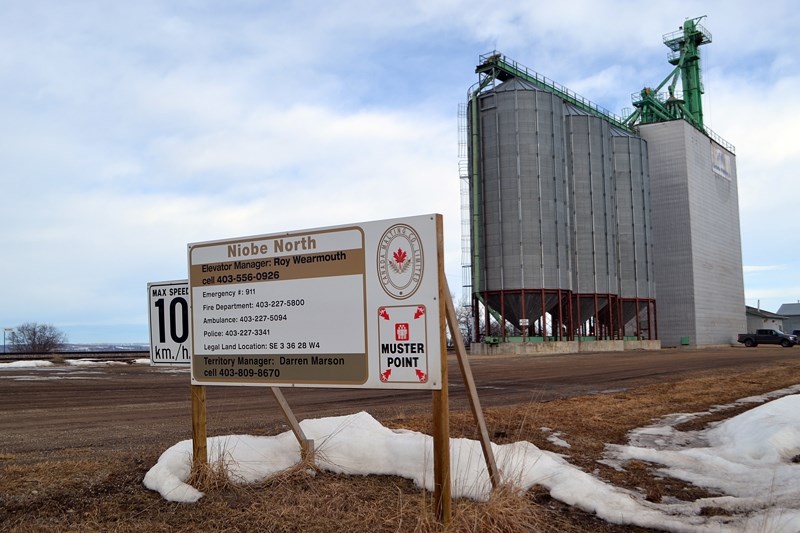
(270, 387, 314, 463)
(444, 280, 501, 489)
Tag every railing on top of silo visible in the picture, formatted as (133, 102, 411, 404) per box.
(477, 51, 736, 154)
(476, 52, 631, 132)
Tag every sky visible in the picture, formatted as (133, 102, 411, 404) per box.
(3, 359, 800, 530)
(1, 1, 799, 343)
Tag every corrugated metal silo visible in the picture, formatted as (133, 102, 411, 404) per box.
(473, 78, 571, 331)
(466, 52, 659, 345)
(612, 132, 656, 337)
(565, 109, 619, 336)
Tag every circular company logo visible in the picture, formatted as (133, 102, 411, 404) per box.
(377, 224, 424, 299)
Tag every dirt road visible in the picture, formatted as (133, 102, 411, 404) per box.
(0, 345, 796, 456)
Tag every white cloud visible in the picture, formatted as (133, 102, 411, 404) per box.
(743, 265, 782, 273)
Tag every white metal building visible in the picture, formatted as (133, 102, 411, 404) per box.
(639, 120, 746, 346)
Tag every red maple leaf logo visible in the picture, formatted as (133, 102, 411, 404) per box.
(389, 248, 411, 274)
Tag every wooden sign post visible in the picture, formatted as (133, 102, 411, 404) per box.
(432, 222, 451, 524)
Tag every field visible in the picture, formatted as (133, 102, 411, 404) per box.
(1, 348, 799, 532)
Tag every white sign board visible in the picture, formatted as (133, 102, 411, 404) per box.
(147, 280, 192, 365)
(188, 214, 443, 390)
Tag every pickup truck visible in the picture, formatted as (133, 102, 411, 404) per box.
(737, 329, 798, 348)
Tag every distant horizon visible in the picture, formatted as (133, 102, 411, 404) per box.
(58, 324, 149, 346)
(61, 342, 149, 347)
(1, 341, 149, 354)
(14, 296, 800, 346)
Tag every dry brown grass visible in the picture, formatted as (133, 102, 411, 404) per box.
(2, 359, 799, 532)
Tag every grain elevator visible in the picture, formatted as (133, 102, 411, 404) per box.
(462, 17, 746, 352)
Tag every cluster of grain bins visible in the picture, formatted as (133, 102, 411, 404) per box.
(464, 42, 744, 352)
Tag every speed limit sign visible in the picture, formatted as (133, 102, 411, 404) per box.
(147, 280, 192, 365)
